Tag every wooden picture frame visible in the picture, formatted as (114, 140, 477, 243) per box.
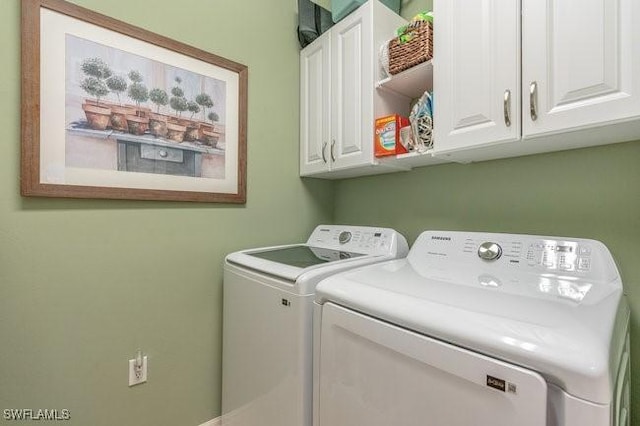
(21, 0, 248, 203)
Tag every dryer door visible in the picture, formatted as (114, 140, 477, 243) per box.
(317, 303, 547, 426)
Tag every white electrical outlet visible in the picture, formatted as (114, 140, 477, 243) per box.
(128, 355, 148, 386)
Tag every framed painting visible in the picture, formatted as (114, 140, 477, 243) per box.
(21, 0, 248, 203)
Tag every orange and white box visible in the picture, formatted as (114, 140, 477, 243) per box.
(374, 114, 409, 157)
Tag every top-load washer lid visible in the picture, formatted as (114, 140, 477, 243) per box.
(225, 225, 409, 292)
(246, 245, 365, 268)
(315, 230, 628, 405)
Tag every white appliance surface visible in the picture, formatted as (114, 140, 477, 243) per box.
(226, 225, 408, 293)
(314, 230, 630, 426)
(221, 225, 408, 426)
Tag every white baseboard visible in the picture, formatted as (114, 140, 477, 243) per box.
(198, 417, 221, 426)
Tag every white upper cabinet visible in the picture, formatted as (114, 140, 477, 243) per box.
(330, 9, 372, 171)
(299, 0, 408, 179)
(434, 0, 521, 153)
(301, 0, 640, 177)
(522, 0, 640, 138)
(434, 0, 640, 163)
(300, 33, 331, 175)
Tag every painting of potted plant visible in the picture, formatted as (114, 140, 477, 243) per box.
(166, 77, 188, 142)
(148, 88, 169, 137)
(196, 93, 214, 121)
(64, 32, 230, 186)
(125, 70, 150, 135)
(195, 93, 214, 141)
(209, 111, 219, 125)
(105, 74, 129, 131)
(201, 111, 220, 146)
(127, 71, 151, 116)
(184, 100, 201, 141)
(169, 78, 188, 118)
(80, 57, 112, 130)
(55, 19, 241, 204)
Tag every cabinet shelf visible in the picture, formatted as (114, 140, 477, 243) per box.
(377, 148, 447, 169)
(375, 60, 433, 99)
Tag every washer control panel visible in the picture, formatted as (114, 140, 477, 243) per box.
(307, 225, 409, 256)
(338, 231, 352, 244)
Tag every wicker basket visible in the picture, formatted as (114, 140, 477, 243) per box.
(388, 20, 433, 75)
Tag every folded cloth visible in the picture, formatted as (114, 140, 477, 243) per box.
(309, 0, 331, 10)
(298, 0, 334, 48)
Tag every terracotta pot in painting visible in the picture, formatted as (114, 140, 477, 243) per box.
(82, 103, 111, 131)
(125, 114, 149, 136)
(166, 122, 186, 143)
(198, 122, 214, 141)
(148, 112, 168, 138)
(109, 105, 134, 132)
(201, 129, 220, 147)
(184, 122, 200, 142)
(167, 116, 190, 126)
(138, 106, 152, 118)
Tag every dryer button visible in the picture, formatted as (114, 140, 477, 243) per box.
(579, 246, 591, 255)
(578, 257, 591, 271)
(478, 242, 502, 261)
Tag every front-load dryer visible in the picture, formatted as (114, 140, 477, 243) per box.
(221, 225, 408, 426)
(313, 230, 630, 426)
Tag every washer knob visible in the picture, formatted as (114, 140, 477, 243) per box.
(478, 242, 502, 261)
(338, 231, 352, 244)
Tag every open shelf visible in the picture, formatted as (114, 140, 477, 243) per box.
(375, 60, 433, 99)
(376, 148, 448, 169)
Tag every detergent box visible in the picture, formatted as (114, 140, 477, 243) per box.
(374, 114, 409, 157)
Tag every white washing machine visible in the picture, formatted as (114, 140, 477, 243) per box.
(313, 230, 630, 426)
(221, 225, 408, 426)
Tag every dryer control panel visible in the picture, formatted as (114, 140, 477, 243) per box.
(463, 238, 591, 272)
(409, 231, 619, 283)
(522, 240, 592, 272)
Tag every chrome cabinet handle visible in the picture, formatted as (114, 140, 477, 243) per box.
(330, 140, 336, 162)
(159, 150, 168, 158)
(530, 81, 538, 121)
(503, 89, 511, 127)
(321, 142, 327, 163)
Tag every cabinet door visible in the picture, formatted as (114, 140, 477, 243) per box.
(300, 34, 331, 176)
(433, 0, 521, 154)
(522, 0, 640, 138)
(330, 5, 374, 170)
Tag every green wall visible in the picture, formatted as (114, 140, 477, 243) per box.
(312, 0, 432, 17)
(334, 140, 640, 419)
(400, 0, 432, 20)
(0, 1, 333, 425)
